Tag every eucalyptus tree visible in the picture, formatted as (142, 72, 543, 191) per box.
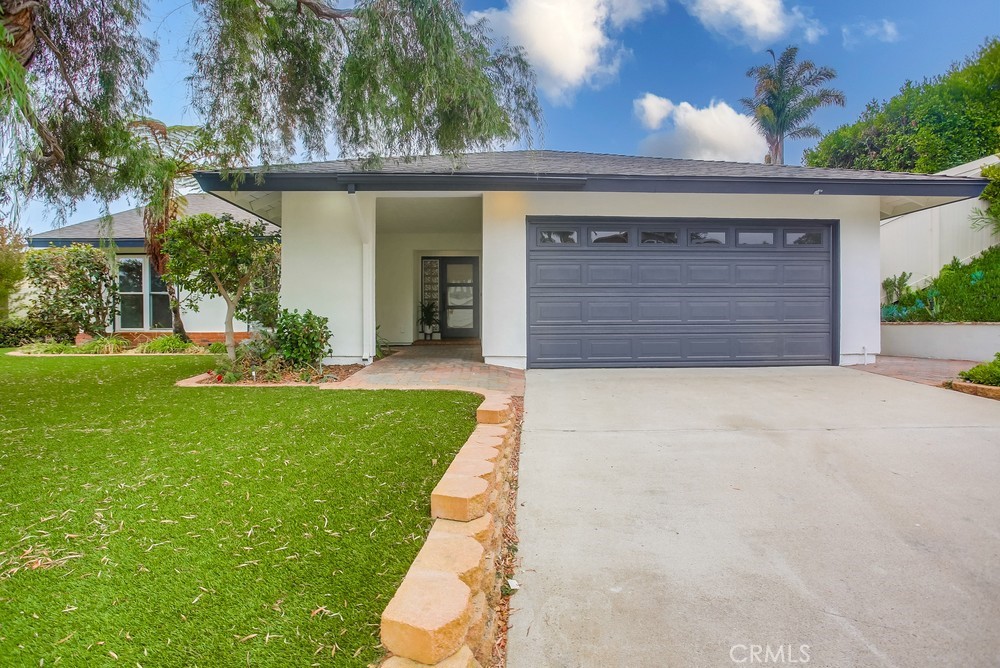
(741, 45, 845, 165)
(0, 0, 540, 219)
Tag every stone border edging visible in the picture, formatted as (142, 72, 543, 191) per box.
(7, 350, 209, 358)
(380, 395, 517, 668)
(951, 380, 1000, 401)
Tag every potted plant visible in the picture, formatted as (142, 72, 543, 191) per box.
(417, 300, 439, 339)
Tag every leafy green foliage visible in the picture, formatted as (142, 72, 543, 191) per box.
(207, 341, 228, 355)
(418, 300, 439, 328)
(805, 39, 1000, 172)
(959, 353, 1000, 386)
(18, 341, 76, 354)
(24, 244, 117, 336)
(190, 0, 540, 168)
(3, 1, 540, 223)
(740, 45, 845, 165)
(77, 335, 130, 354)
(135, 334, 197, 354)
(0, 317, 39, 346)
(0, 218, 25, 317)
(0, 0, 156, 223)
(970, 162, 1000, 236)
(275, 308, 333, 368)
(236, 242, 281, 329)
(881, 271, 912, 305)
(882, 246, 1000, 322)
(162, 213, 279, 359)
(0, 354, 479, 665)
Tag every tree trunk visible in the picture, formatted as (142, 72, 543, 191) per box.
(0, 0, 40, 69)
(165, 282, 190, 342)
(774, 136, 785, 165)
(224, 299, 237, 361)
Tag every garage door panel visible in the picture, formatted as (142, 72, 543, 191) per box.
(527, 220, 834, 368)
(533, 263, 583, 286)
(686, 264, 732, 284)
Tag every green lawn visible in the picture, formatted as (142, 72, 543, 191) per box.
(0, 352, 480, 666)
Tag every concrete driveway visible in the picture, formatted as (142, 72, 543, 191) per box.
(507, 367, 1000, 668)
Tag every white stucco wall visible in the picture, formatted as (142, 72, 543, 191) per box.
(280, 190, 884, 368)
(281, 191, 370, 363)
(375, 231, 483, 345)
(881, 323, 1000, 362)
(482, 191, 882, 368)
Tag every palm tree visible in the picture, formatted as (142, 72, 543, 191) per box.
(741, 46, 845, 165)
(131, 120, 231, 341)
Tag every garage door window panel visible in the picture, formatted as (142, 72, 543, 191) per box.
(737, 230, 776, 247)
(538, 229, 579, 246)
(640, 230, 679, 245)
(689, 230, 728, 246)
(784, 230, 825, 247)
(589, 229, 631, 245)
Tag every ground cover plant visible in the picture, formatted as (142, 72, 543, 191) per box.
(0, 353, 480, 666)
(959, 353, 1000, 387)
(881, 245, 1000, 322)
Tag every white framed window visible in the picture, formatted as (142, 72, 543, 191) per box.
(116, 256, 173, 331)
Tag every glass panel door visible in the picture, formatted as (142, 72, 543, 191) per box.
(438, 257, 480, 339)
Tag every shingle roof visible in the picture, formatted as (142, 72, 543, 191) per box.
(31, 193, 277, 242)
(258, 150, 976, 183)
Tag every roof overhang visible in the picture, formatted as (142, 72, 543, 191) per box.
(194, 170, 988, 224)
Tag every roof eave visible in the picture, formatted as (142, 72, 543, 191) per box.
(194, 171, 988, 199)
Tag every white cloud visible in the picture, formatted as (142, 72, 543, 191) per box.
(635, 97, 767, 163)
(633, 93, 676, 130)
(842, 19, 900, 50)
(471, 0, 666, 104)
(680, 0, 825, 48)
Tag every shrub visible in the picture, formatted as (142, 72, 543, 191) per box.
(0, 318, 37, 347)
(207, 341, 227, 354)
(136, 334, 196, 354)
(885, 246, 1000, 323)
(78, 335, 131, 354)
(274, 309, 332, 368)
(959, 353, 1000, 387)
(24, 244, 117, 336)
(20, 342, 76, 354)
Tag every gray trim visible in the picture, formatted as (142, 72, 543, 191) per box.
(29, 238, 145, 249)
(195, 170, 987, 199)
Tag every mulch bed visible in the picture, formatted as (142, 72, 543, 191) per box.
(492, 395, 524, 668)
(199, 364, 366, 385)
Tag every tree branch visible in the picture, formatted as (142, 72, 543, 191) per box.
(35, 29, 89, 112)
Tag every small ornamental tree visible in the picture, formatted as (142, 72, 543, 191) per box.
(162, 213, 279, 360)
(24, 244, 117, 336)
(236, 241, 281, 329)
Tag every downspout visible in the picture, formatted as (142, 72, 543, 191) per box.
(348, 186, 376, 363)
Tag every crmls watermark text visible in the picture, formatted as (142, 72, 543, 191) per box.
(730, 644, 811, 664)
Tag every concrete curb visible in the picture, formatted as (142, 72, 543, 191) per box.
(380, 397, 518, 667)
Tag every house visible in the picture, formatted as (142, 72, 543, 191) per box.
(28, 194, 277, 345)
(193, 150, 987, 369)
(880, 154, 999, 290)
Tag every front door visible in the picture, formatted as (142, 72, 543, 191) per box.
(438, 257, 480, 339)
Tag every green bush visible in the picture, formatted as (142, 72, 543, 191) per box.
(887, 246, 1000, 322)
(78, 335, 131, 354)
(0, 318, 38, 347)
(959, 353, 1000, 387)
(207, 341, 227, 354)
(19, 342, 77, 354)
(136, 334, 196, 354)
(275, 309, 332, 368)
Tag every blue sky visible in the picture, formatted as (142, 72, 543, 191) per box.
(26, 0, 1000, 231)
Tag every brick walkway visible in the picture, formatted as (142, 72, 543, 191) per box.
(852, 355, 978, 387)
(327, 343, 525, 396)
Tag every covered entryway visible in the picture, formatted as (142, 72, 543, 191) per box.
(527, 218, 836, 368)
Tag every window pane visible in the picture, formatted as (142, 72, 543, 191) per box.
(539, 230, 578, 245)
(151, 294, 172, 330)
(689, 231, 727, 245)
(590, 230, 629, 244)
(738, 231, 775, 246)
(640, 231, 678, 245)
(120, 294, 144, 329)
(446, 263, 474, 284)
(118, 259, 143, 292)
(446, 308, 474, 329)
(447, 285, 474, 307)
(149, 265, 168, 293)
(786, 231, 823, 245)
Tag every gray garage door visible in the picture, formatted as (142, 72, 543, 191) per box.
(527, 219, 836, 368)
